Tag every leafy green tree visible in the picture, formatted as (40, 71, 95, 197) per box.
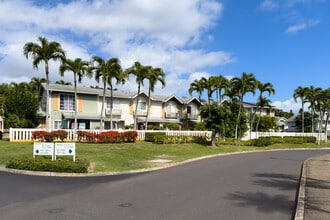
(92, 56, 126, 130)
(293, 86, 309, 133)
(274, 109, 294, 119)
(230, 72, 257, 139)
(125, 62, 150, 130)
(60, 58, 91, 135)
(4, 84, 41, 128)
(305, 86, 322, 133)
(295, 110, 314, 132)
(23, 36, 66, 130)
(145, 67, 165, 130)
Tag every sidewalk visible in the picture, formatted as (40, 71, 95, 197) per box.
(295, 154, 330, 220)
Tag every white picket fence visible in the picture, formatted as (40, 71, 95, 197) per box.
(242, 131, 326, 141)
(9, 128, 212, 142)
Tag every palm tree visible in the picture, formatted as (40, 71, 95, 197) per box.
(23, 36, 66, 130)
(188, 79, 204, 102)
(59, 58, 91, 137)
(211, 75, 229, 104)
(230, 72, 257, 139)
(145, 67, 166, 130)
(29, 77, 47, 95)
(293, 86, 309, 133)
(201, 77, 215, 105)
(92, 56, 125, 130)
(125, 62, 149, 130)
(306, 86, 322, 133)
(55, 80, 72, 85)
(255, 81, 275, 133)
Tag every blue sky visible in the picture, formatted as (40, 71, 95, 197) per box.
(0, 0, 329, 113)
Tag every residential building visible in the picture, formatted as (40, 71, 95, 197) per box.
(40, 83, 202, 130)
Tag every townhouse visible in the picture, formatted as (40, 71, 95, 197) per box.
(40, 83, 202, 130)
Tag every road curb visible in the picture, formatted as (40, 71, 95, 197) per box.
(294, 157, 311, 220)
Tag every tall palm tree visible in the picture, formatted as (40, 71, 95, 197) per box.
(125, 62, 149, 130)
(188, 79, 204, 102)
(201, 76, 215, 105)
(145, 67, 166, 130)
(92, 56, 125, 130)
(59, 58, 91, 137)
(230, 72, 257, 139)
(255, 81, 275, 132)
(306, 86, 322, 133)
(23, 36, 66, 130)
(293, 86, 309, 133)
(211, 75, 229, 104)
(29, 77, 47, 96)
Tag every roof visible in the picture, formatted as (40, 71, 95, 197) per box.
(42, 83, 202, 104)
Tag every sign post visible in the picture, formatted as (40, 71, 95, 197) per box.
(55, 143, 76, 162)
(33, 142, 54, 160)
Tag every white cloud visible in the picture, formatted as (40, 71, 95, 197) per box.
(273, 98, 301, 113)
(259, 0, 279, 10)
(285, 19, 320, 34)
(0, 0, 234, 94)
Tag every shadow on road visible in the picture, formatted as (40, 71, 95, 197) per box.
(224, 172, 299, 214)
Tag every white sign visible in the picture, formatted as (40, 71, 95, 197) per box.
(55, 143, 76, 162)
(33, 142, 54, 160)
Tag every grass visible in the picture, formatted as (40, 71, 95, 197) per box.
(0, 140, 329, 173)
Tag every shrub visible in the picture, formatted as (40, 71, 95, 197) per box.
(97, 131, 124, 143)
(32, 130, 68, 142)
(251, 137, 273, 147)
(31, 130, 47, 141)
(282, 137, 305, 144)
(145, 132, 166, 142)
(123, 130, 138, 142)
(77, 131, 96, 143)
(6, 157, 89, 173)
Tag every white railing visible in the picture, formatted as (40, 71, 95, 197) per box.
(9, 128, 326, 142)
(9, 128, 212, 142)
(242, 131, 326, 141)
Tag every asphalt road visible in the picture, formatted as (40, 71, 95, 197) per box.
(1, 149, 329, 220)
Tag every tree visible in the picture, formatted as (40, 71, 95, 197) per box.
(4, 84, 41, 128)
(59, 58, 91, 136)
(293, 86, 309, 133)
(29, 77, 47, 98)
(145, 67, 165, 130)
(188, 79, 204, 102)
(55, 80, 72, 85)
(305, 86, 322, 133)
(92, 56, 125, 130)
(125, 62, 149, 130)
(210, 75, 229, 104)
(255, 81, 275, 133)
(230, 72, 257, 139)
(201, 77, 215, 105)
(23, 36, 66, 130)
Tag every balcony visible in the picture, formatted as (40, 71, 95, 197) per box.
(105, 108, 122, 116)
(165, 112, 178, 119)
(134, 110, 147, 116)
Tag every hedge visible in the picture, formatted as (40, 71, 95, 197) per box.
(6, 157, 89, 173)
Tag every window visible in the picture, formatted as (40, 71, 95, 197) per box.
(187, 104, 196, 114)
(60, 94, 75, 111)
(54, 121, 62, 129)
(137, 101, 146, 111)
(166, 102, 177, 113)
(107, 100, 121, 109)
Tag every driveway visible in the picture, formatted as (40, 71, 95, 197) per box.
(1, 149, 329, 220)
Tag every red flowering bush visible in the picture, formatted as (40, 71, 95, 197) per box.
(31, 130, 68, 142)
(123, 131, 138, 142)
(97, 131, 124, 143)
(77, 131, 96, 143)
(31, 130, 47, 141)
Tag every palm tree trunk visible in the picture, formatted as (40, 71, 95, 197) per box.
(100, 82, 106, 131)
(145, 87, 151, 130)
(45, 61, 50, 131)
(302, 102, 305, 133)
(235, 97, 243, 139)
(110, 86, 113, 130)
(134, 84, 140, 130)
(74, 73, 78, 140)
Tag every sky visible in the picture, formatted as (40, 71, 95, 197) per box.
(0, 0, 329, 113)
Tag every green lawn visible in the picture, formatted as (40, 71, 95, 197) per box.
(0, 140, 329, 173)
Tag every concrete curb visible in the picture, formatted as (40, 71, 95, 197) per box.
(294, 157, 311, 220)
